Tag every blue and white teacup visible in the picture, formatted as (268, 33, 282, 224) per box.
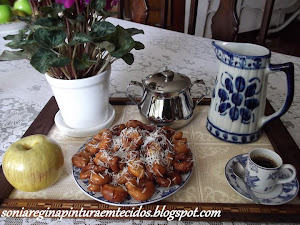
(245, 148, 296, 194)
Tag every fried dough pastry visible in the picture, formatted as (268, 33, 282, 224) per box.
(72, 120, 193, 203)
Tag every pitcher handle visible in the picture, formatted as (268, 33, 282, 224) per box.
(259, 62, 294, 127)
(191, 79, 208, 108)
(126, 81, 144, 106)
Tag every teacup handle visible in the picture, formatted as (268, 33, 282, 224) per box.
(277, 164, 296, 184)
(191, 79, 207, 108)
(259, 62, 294, 127)
(126, 81, 144, 106)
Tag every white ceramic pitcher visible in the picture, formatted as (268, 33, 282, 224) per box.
(207, 41, 294, 143)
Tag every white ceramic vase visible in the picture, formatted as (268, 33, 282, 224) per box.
(45, 68, 111, 131)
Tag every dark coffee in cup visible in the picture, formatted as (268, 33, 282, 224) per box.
(246, 148, 296, 193)
(252, 156, 278, 168)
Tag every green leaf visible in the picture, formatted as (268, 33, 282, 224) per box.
(91, 0, 106, 11)
(3, 35, 17, 41)
(4, 29, 29, 43)
(91, 21, 116, 41)
(30, 48, 70, 73)
(134, 41, 145, 50)
(95, 41, 115, 52)
(34, 28, 66, 48)
(126, 28, 144, 36)
(122, 53, 134, 65)
(16, 16, 31, 22)
(73, 54, 96, 70)
(0, 50, 31, 61)
(34, 17, 58, 27)
(50, 57, 71, 68)
(33, 18, 64, 31)
(3, 29, 36, 50)
(39, 6, 54, 14)
(31, 49, 55, 73)
(110, 26, 135, 58)
(67, 14, 85, 25)
(69, 33, 93, 45)
(22, 44, 40, 55)
(5, 40, 36, 49)
(75, 15, 85, 22)
(39, 3, 65, 19)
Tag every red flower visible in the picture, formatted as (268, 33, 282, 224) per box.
(55, 0, 75, 8)
(55, 0, 118, 10)
(55, 0, 90, 8)
(104, 0, 119, 11)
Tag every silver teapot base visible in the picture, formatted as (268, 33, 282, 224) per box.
(139, 113, 194, 130)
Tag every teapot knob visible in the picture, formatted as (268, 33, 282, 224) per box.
(161, 70, 174, 82)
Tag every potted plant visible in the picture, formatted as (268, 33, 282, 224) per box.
(0, 0, 144, 136)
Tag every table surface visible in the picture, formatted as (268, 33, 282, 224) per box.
(0, 18, 300, 224)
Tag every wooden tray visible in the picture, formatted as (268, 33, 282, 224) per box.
(1, 97, 300, 223)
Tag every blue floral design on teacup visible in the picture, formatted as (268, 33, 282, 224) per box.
(245, 168, 259, 189)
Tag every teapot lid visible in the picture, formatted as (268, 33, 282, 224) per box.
(143, 70, 191, 93)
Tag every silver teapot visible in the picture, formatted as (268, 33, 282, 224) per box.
(126, 69, 207, 129)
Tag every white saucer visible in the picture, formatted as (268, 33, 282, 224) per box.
(225, 153, 299, 205)
(54, 104, 115, 137)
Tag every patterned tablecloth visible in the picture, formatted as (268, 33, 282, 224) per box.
(1, 18, 300, 224)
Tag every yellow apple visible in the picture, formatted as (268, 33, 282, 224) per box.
(13, 0, 32, 16)
(0, 5, 11, 24)
(2, 134, 64, 192)
(12, 9, 26, 17)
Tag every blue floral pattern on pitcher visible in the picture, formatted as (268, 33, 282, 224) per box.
(213, 45, 268, 70)
(212, 72, 262, 124)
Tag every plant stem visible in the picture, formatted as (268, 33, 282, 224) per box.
(46, 0, 52, 6)
(28, 0, 37, 18)
(75, 0, 80, 14)
(92, 10, 97, 25)
(83, 65, 93, 78)
(72, 45, 78, 79)
(91, 47, 98, 60)
(65, 17, 71, 43)
(49, 68, 61, 79)
(92, 53, 111, 75)
(110, 57, 118, 64)
(61, 67, 72, 80)
(98, 54, 111, 73)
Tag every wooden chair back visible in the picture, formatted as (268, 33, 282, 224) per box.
(118, 0, 169, 29)
(188, 0, 275, 45)
(118, 0, 149, 24)
(211, 0, 239, 42)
